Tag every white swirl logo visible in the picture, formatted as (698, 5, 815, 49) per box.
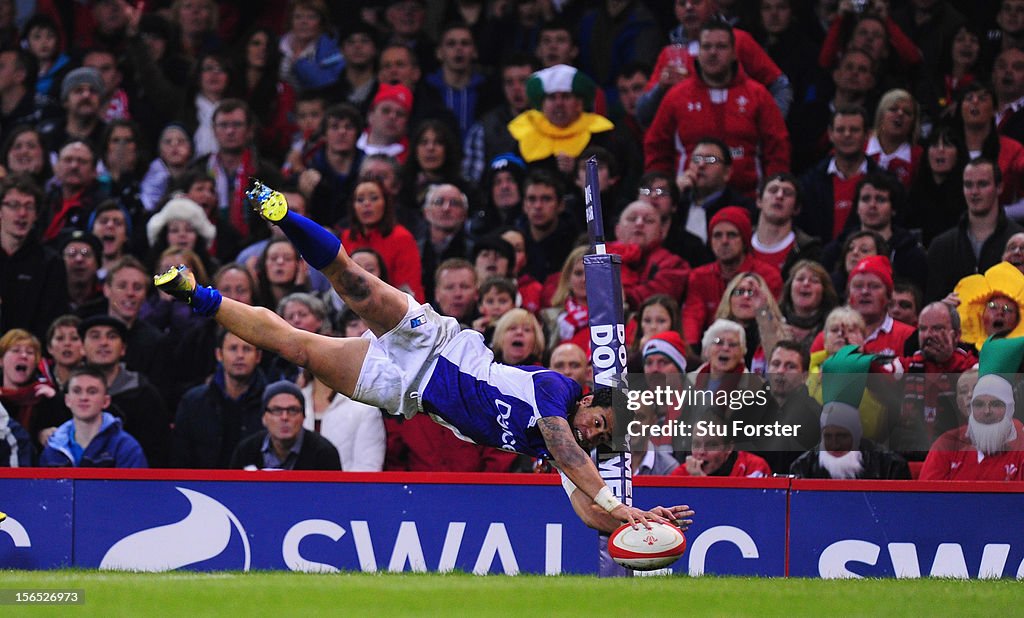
(100, 487, 250, 572)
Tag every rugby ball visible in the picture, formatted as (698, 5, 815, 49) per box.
(608, 522, 686, 571)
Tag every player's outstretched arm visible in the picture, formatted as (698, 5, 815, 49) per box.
(538, 416, 669, 531)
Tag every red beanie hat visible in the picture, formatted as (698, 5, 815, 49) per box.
(708, 206, 752, 248)
(642, 331, 688, 372)
(371, 83, 414, 113)
(849, 255, 894, 293)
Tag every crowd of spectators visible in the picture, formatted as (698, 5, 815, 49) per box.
(2, 0, 1024, 481)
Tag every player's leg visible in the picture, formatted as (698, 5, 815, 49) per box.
(248, 181, 409, 336)
(155, 266, 369, 396)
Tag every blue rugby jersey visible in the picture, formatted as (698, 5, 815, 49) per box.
(420, 330, 583, 459)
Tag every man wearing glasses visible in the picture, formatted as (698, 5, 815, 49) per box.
(230, 380, 341, 471)
(673, 138, 754, 244)
(0, 174, 68, 341)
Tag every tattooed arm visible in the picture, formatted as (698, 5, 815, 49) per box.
(538, 416, 669, 532)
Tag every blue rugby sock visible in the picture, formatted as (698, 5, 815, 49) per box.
(274, 211, 342, 271)
(190, 285, 222, 317)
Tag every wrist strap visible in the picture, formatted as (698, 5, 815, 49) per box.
(595, 486, 622, 514)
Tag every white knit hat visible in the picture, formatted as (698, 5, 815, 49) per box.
(146, 197, 217, 246)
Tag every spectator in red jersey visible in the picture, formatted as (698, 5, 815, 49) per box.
(921, 348, 1024, 481)
(866, 89, 923, 188)
(610, 200, 690, 310)
(672, 416, 773, 478)
(797, 105, 883, 243)
(637, 0, 791, 126)
(812, 255, 915, 357)
(751, 172, 822, 280)
(341, 179, 424, 302)
(645, 21, 790, 197)
(683, 206, 783, 351)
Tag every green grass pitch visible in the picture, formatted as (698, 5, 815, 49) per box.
(0, 571, 1018, 617)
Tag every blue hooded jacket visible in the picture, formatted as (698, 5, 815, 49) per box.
(39, 412, 148, 468)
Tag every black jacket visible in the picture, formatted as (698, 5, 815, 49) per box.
(171, 368, 267, 469)
(0, 237, 69, 341)
(789, 439, 911, 479)
(925, 209, 1024, 302)
(230, 429, 342, 471)
(797, 156, 884, 242)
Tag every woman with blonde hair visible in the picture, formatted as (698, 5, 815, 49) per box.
(714, 272, 787, 375)
(544, 245, 590, 348)
(491, 309, 545, 367)
(867, 88, 922, 188)
(140, 247, 210, 334)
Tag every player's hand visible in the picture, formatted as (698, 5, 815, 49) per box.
(611, 504, 669, 530)
(650, 505, 694, 532)
(685, 455, 706, 476)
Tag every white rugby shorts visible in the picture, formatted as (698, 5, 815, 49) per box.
(352, 293, 462, 418)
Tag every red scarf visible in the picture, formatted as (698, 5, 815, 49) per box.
(211, 149, 255, 239)
(562, 296, 589, 335)
(1, 383, 47, 428)
(693, 361, 747, 391)
(43, 189, 84, 241)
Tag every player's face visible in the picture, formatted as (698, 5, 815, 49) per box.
(690, 434, 732, 474)
(65, 375, 110, 422)
(571, 402, 613, 449)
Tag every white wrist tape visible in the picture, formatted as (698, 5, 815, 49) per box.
(595, 486, 622, 513)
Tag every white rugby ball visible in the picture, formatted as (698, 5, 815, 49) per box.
(608, 522, 686, 571)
